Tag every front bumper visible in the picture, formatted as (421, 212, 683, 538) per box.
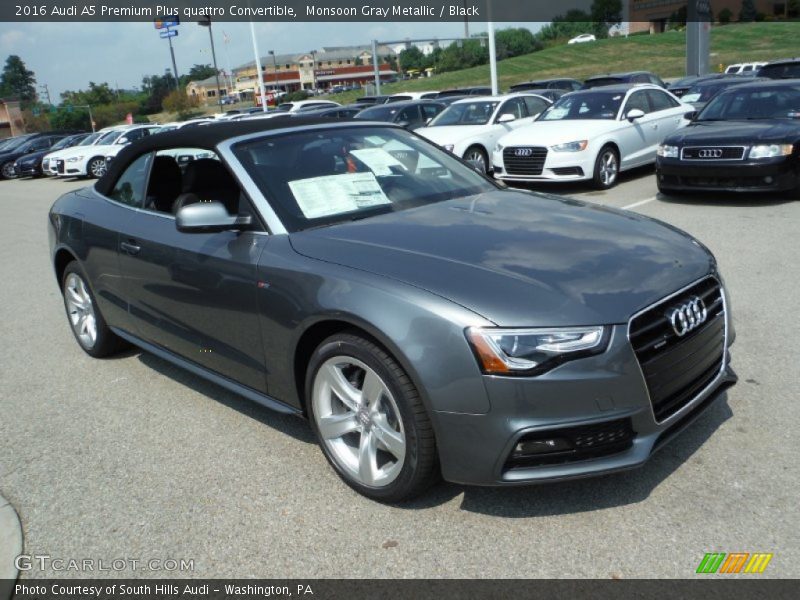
(15, 161, 41, 177)
(656, 156, 800, 193)
(432, 319, 736, 486)
(492, 147, 593, 182)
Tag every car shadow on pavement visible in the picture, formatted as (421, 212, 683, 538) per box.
(136, 350, 317, 445)
(504, 164, 655, 197)
(403, 393, 734, 516)
(656, 191, 797, 207)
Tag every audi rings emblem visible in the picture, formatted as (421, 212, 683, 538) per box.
(698, 148, 723, 159)
(514, 148, 534, 157)
(666, 296, 708, 337)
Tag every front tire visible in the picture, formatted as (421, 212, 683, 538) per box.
(592, 145, 619, 190)
(87, 157, 106, 179)
(463, 145, 489, 174)
(306, 332, 439, 502)
(1, 161, 17, 180)
(62, 262, 124, 357)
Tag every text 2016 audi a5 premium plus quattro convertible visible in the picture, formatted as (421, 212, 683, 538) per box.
(48, 119, 737, 502)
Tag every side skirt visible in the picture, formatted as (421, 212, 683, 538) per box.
(111, 327, 302, 416)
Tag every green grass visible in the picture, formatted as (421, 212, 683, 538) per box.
(322, 22, 800, 105)
(147, 22, 799, 122)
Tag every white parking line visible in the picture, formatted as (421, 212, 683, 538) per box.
(622, 196, 657, 210)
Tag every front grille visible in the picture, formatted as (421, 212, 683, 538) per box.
(503, 146, 548, 176)
(506, 418, 634, 469)
(56, 159, 65, 174)
(629, 277, 725, 422)
(681, 146, 746, 160)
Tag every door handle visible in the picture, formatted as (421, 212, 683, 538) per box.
(120, 240, 141, 255)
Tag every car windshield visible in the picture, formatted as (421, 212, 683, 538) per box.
(50, 136, 79, 150)
(583, 77, 624, 89)
(758, 63, 800, 79)
(539, 91, 623, 121)
(0, 135, 35, 152)
(232, 125, 495, 232)
(698, 86, 800, 120)
(77, 132, 103, 146)
(682, 83, 734, 104)
(354, 105, 401, 121)
(97, 130, 124, 145)
(429, 101, 499, 126)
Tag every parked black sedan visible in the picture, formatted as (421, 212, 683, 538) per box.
(583, 71, 667, 89)
(49, 118, 735, 501)
(13, 132, 90, 177)
(679, 76, 768, 112)
(1, 133, 68, 179)
(656, 79, 800, 195)
(354, 100, 445, 130)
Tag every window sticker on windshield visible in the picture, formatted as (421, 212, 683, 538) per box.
(349, 148, 407, 176)
(364, 136, 387, 146)
(289, 172, 391, 219)
(612, 95, 622, 100)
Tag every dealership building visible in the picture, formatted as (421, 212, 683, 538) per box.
(0, 98, 24, 139)
(187, 45, 398, 104)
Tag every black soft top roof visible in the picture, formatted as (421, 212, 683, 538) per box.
(95, 117, 359, 195)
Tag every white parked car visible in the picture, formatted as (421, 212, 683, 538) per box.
(55, 125, 160, 178)
(44, 127, 127, 177)
(492, 84, 692, 189)
(244, 100, 342, 121)
(568, 34, 596, 45)
(418, 93, 552, 173)
(389, 91, 440, 101)
(724, 62, 767, 75)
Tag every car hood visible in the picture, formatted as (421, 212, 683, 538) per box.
(289, 190, 715, 326)
(665, 120, 800, 144)
(419, 125, 490, 146)
(498, 120, 618, 146)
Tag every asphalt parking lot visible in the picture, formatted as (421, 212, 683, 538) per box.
(1, 169, 798, 579)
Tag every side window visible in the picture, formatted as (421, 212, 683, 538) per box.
(109, 153, 152, 208)
(646, 90, 676, 112)
(500, 97, 528, 119)
(397, 106, 421, 124)
(624, 91, 651, 115)
(420, 103, 441, 120)
(523, 96, 549, 117)
(123, 128, 148, 143)
(633, 74, 650, 84)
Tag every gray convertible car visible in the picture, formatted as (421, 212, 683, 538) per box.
(49, 119, 737, 502)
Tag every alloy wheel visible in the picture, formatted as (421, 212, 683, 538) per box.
(64, 272, 97, 348)
(599, 151, 618, 187)
(1, 162, 17, 179)
(312, 356, 406, 488)
(89, 158, 106, 178)
(464, 149, 487, 173)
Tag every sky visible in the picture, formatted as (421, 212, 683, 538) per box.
(0, 21, 543, 101)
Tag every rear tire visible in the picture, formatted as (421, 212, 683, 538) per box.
(306, 331, 439, 502)
(592, 145, 619, 190)
(62, 262, 125, 358)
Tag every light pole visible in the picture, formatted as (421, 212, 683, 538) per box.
(310, 50, 317, 92)
(249, 22, 268, 112)
(268, 50, 279, 95)
(198, 16, 223, 112)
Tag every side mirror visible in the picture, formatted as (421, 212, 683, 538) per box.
(684, 110, 699, 121)
(497, 113, 517, 124)
(626, 109, 645, 121)
(176, 201, 252, 233)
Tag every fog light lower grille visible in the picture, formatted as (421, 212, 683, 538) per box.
(506, 418, 634, 470)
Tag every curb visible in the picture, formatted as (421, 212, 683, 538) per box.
(0, 491, 22, 583)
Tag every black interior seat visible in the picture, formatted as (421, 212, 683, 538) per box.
(176, 158, 240, 215)
(146, 156, 182, 213)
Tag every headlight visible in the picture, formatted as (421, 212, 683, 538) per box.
(657, 144, 679, 158)
(749, 144, 793, 159)
(466, 326, 608, 375)
(551, 140, 588, 152)
(66, 156, 83, 162)
(442, 144, 455, 153)
(495, 142, 504, 153)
